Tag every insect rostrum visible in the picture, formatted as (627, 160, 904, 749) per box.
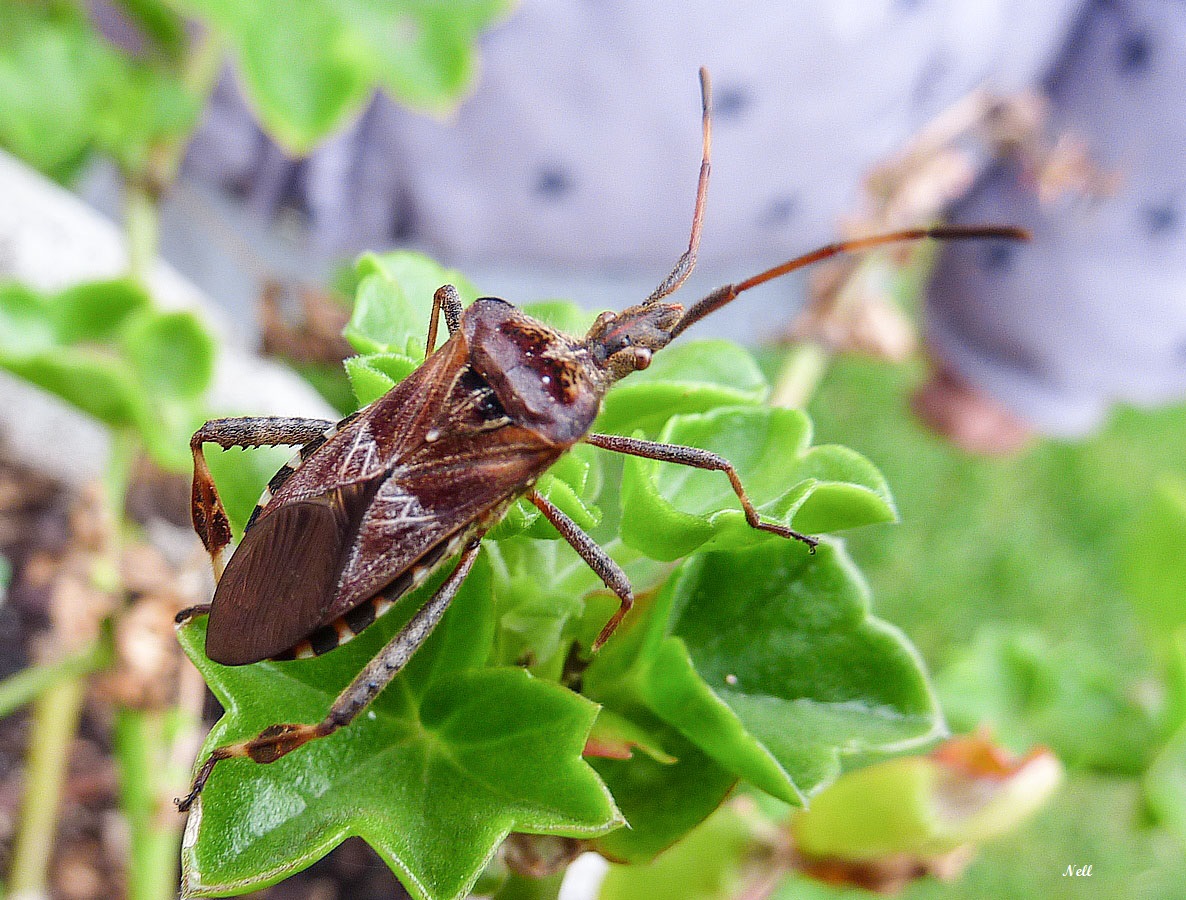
(177, 68, 1027, 811)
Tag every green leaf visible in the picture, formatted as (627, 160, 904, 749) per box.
(598, 801, 753, 900)
(203, 444, 294, 537)
(121, 310, 216, 401)
(0, 346, 149, 428)
(619, 406, 896, 561)
(0, 281, 216, 470)
(0, 5, 105, 179)
(344, 252, 480, 358)
(0, 284, 56, 354)
(0, 4, 197, 180)
(179, 555, 621, 900)
(519, 300, 596, 337)
(586, 540, 941, 809)
(488, 445, 603, 542)
(790, 740, 1063, 860)
(596, 340, 769, 436)
(585, 708, 677, 765)
(52, 279, 149, 343)
(344, 352, 418, 405)
(176, 0, 512, 153)
(936, 626, 1164, 774)
(112, 0, 188, 59)
(590, 721, 737, 865)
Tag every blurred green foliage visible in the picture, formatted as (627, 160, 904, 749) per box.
(173, 0, 514, 152)
(799, 355, 1186, 898)
(0, 2, 197, 181)
(0, 279, 214, 471)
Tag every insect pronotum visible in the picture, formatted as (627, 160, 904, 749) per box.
(176, 68, 1027, 810)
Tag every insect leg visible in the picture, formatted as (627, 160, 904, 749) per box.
(190, 417, 335, 580)
(425, 284, 464, 356)
(527, 490, 633, 650)
(584, 432, 820, 550)
(644, 67, 712, 304)
(175, 538, 482, 813)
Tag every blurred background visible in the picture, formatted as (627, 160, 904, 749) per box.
(1, 1, 1185, 898)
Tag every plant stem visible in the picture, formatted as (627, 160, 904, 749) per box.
(770, 342, 831, 409)
(7, 678, 87, 899)
(124, 27, 224, 283)
(114, 709, 185, 900)
(125, 183, 160, 285)
(0, 638, 111, 719)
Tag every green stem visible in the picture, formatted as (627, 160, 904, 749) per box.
(125, 183, 160, 285)
(0, 637, 111, 719)
(770, 342, 831, 409)
(7, 678, 87, 897)
(123, 28, 224, 283)
(114, 709, 185, 900)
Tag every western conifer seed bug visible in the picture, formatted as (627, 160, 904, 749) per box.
(177, 68, 1027, 810)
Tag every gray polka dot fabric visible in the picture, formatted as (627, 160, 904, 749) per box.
(930, 0, 1186, 435)
(186, 0, 1186, 435)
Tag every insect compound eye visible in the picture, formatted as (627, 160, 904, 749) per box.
(632, 347, 652, 370)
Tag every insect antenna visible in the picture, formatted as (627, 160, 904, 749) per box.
(644, 66, 713, 304)
(668, 223, 1031, 339)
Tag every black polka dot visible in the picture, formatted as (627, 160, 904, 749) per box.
(1144, 203, 1178, 235)
(1118, 31, 1152, 73)
(535, 166, 573, 199)
(388, 187, 418, 241)
(980, 242, 1016, 272)
(759, 195, 797, 229)
(714, 85, 751, 120)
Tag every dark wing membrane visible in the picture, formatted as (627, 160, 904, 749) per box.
(324, 426, 563, 621)
(206, 483, 373, 665)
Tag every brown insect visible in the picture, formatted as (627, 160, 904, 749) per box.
(176, 69, 1027, 811)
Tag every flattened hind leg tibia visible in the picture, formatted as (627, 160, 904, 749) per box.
(190, 417, 335, 580)
(176, 538, 483, 813)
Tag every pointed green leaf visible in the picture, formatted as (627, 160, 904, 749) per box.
(589, 716, 736, 865)
(345, 252, 479, 358)
(179, 556, 620, 900)
(344, 352, 419, 405)
(586, 540, 940, 807)
(596, 341, 769, 436)
(619, 406, 895, 561)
